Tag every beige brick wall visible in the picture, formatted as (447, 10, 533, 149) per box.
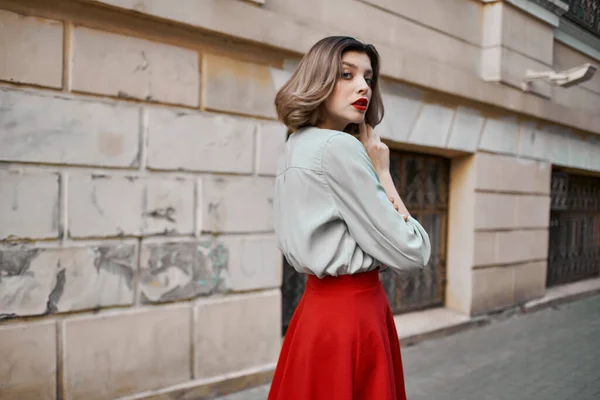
(0, 7, 284, 399)
(0, 10, 63, 88)
(471, 152, 552, 314)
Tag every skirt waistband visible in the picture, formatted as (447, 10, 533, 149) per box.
(306, 269, 381, 293)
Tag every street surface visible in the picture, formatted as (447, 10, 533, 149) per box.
(214, 294, 600, 400)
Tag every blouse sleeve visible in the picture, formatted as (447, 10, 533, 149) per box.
(321, 133, 431, 272)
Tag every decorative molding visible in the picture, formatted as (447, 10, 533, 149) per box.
(505, 0, 561, 26)
(555, 19, 600, 61)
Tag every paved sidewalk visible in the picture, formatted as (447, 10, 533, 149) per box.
(214, 294, 600, 400)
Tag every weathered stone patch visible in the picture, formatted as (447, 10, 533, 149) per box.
(0, 243, 136, 318)
(139, 240, 229, 303)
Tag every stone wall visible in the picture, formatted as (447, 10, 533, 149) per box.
(0, 8, 284, 400)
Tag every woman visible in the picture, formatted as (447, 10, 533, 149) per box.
(269, 36, 431, 400)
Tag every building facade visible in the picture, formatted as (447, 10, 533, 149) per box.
(0, 0, 599, 399)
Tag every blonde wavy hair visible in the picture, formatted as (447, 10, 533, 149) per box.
(275, 36, 384, 133)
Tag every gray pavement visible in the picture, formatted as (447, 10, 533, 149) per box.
(214, 294, 600, 400)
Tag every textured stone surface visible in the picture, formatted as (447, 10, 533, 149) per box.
(475, 153, 551, 194)
(139, 239, 228, 303)
(194, 290, 280, 379)
(376, 81, 424, 143)
(515, 195, 551, 228)
(257, 121, 287, 176)
(474, 193, 517, 230)
(496, 230, 548, 265)
(143, 178, 195, 235)
(518, 121, 550, 161)
(62, 304, 191, 399)
(0, 243, 135, 318)
(471, 266, 515, 314)
(478, 116, 520, 155)
(203, 53, 277, 118)
(446, 107, 485, 152)
(202, 176, 275, 233)
(0, 170, 59, 240)
(0, 10, 63, 88)
(69, 175, 142, 237)
(68, 175, 194, 238)
(0, 89, 139, 167)
(147, 108, 255, 174)
(408, 103, 455, 147)
(72, 27, 199, 106)
(514, 261, 547, 304)
(219, 235, 282, 291)
(0, 321, 56, 400)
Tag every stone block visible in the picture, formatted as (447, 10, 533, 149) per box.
(553, 85, 600, 115)
(542, 125, 571, 167)
(143, 178, 195, 235)
(0, 89, 139, 167)
(72, 27, 199, 106)
(566, 133, 594, 171)
(471, 266, 515, 315)
(481, 2, 503, 48)
(257, 121, 287, 176)
(446, 107, 485, 152)
(139, 239, 228, 303)
(202, 176, 275, 233)
(203, 53, 277, 118)
(0, 10, 63, 88)
(496, 229, 549, 265)
(269, 66, 293, 91)
(0, 170, 59, 240)
(147, 108, 255, 174)
(475, 152, 551, 194)
(0, 242, 136, 317)
(518, 121, 550, 161)
(69, 175, 143, 237)
(0, 321, 56, 400)
(515, 195, 550, 228)
(478, 116, 520, 155)
(408, 103, 455, 148)
(360, 0, 481, 45)
(62, 305, 191, 399)
(501, 2, 553, 64)
(219, 235, 282, 291)
(473, 231, 497, 267)
(376, 81, 424, 143)
(194, 290, 280, 378)
(474, 193, 517, 230)
(514, 261, 546, 304)
(68, 175, 194, 238)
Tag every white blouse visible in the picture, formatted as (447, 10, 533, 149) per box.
(273, 126, 431, 278)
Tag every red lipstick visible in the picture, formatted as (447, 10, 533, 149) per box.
(352, 98, 368, 111)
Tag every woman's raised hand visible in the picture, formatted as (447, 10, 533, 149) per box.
(358, 121, 390, 174)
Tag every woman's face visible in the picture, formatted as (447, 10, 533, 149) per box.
(320, 51, 373, 131)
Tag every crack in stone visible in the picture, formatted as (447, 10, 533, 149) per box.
(45, 267, 66, 314)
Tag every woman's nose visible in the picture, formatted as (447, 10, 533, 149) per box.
(356, 78, 369, 94)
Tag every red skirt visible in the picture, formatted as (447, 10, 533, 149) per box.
(268, 269, 407, 400)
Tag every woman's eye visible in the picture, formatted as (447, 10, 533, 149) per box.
(365, 78, 373, 86)
(341, 72, 352, 80)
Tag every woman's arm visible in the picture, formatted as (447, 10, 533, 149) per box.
(357, 122, 410, 217)
(321, 133, 431, 272)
